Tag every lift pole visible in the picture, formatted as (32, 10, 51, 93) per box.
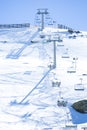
(53, 40, 56, 68)
(37, 8, 49, 30)
(49, 39, 59, 69)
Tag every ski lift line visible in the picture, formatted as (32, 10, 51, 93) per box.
(19, 69, 51, 104)
(7, 30, 39, 59)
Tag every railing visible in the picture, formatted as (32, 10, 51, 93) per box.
(0, 23, 30, 29)
(58, 24, 73, 30)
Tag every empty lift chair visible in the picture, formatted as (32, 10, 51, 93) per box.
(74, 78, 84, 90)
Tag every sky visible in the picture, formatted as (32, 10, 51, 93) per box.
(0, 0, 87, 31)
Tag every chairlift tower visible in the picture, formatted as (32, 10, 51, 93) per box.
(52, 40, 57, 69)
(49, 39, 59, 69)
(37, 8, 49, 30)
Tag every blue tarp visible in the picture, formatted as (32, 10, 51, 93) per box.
(69, 104, 87, 124)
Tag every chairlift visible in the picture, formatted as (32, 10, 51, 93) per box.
(62, 48, 69, 58)
(74, 83, 84, 90)
(35, 14, 39, 20)
(48, 23, 53, 26)
(67, 59, 77, 73)
(48, 18, 53, 26)
(48, 62, 55, 70)
(67, 66, 76, 73)
(45, 13, 50, 17)
(57, 97, 67, 107)
(57, 42, 64, 47)
(39, 32, 45, 38)
(40, 35, 45, 38)
(36, 21, 41, 24)
(74, 78, 84, 90)
(57, 37, 64, 47)
(58, 39, 63, 42)
(36, 18, 40, 21)
(62, 52, 70, 58)
(52, 80, 60, 87)
(45, 17, 51, 20)
(65, 122, 77, 128)
(52, 78, 61, 87)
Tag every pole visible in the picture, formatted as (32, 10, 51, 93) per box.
(53, 41, 56, 68)
(42, 13, 44, 30)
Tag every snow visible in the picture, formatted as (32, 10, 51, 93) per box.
(0, 26, 87, 130)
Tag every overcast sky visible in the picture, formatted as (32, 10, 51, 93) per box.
(0, 0, 87, 31)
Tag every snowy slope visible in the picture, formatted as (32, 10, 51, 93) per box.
(0, 26, 87, 130)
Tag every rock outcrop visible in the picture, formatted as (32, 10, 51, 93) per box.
(72, 100, 87, 113)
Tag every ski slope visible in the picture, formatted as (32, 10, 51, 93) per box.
(0, 26, 87, 130)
